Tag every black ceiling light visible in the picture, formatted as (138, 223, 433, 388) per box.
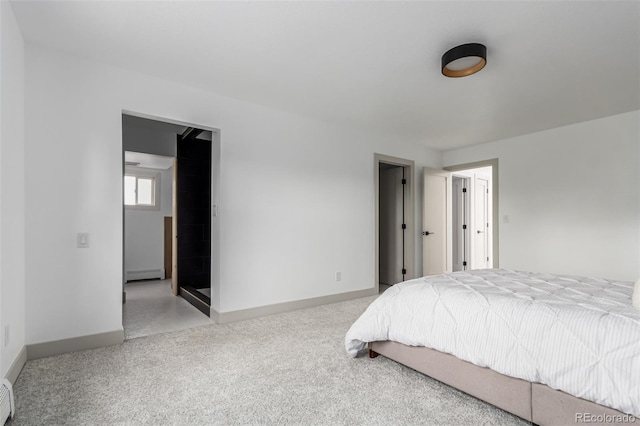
(441, 43, 487, 78)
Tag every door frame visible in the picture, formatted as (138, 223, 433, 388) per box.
(444, 158, 499, 268)
(374, 153, 415, 291)
(121, 110, 221, 314)
(171, 158, 178, 295)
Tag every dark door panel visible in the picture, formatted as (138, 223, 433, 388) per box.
(177, 136, 211, 291)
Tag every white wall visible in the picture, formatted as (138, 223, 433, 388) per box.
(443, 111, 639, 282)
(0, 0, 26, 377)
(124, 167, 172, 276)
(24, 45, 441, 344)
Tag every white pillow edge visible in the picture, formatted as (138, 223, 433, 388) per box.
(633, 279, 640, 308)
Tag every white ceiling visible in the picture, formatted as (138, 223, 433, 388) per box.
(10, 1, 640, 150)
(124, 151, 173, 170)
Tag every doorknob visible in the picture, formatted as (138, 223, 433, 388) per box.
(422, 231, 435, 236)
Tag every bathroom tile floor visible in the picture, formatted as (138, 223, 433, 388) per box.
(122, 279, 212, 340)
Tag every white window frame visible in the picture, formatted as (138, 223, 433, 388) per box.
(124, 167, 161, 211)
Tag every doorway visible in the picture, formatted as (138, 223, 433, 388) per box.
(421, 159, 498, 276)
(121, 113, 220, 338)
(450, 166, 493, 271)
(375, 154, 415, 293)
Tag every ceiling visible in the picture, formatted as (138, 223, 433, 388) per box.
(10, 1, 640, 150)
(124, 151, 173, 170)
(123, 114, 190, 138)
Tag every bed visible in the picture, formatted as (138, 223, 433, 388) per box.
(345, 269, 640, 425)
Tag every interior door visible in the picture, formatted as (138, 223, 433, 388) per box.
(379, 166, 404, 285)
(473, 177, 490, 269)
(451, 177, 468, 271)
(422, 168, 452, 276)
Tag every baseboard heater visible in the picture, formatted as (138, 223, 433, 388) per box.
(1, 379, 15, 424)
(126, 268, 165, 282)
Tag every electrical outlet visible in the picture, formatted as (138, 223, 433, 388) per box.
(4, 325, 9, 347)
(77, 232, 90, 248)
(336, 272, 342, 282)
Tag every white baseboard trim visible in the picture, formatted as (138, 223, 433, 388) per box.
(4, 346, 27, 385)
(211, 288, 377, 324)
(26, 329, 125, 360)
(126, 268, 165, 282)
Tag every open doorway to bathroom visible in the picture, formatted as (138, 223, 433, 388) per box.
(121, 113, 219, 339)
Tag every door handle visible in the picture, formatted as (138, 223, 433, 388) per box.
(422, 231, 435, 236)
(477, 230, 484, 234)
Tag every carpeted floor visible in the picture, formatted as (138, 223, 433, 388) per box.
(9, 296, 529, 425)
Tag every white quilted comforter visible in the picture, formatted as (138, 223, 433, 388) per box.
(345, 269, 640, 416)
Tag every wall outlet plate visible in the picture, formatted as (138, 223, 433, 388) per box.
(77, 232, 90, 248)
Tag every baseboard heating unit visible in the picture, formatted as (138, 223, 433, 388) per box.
(126, 268, 165, 282)
(1, 379, 14, 424)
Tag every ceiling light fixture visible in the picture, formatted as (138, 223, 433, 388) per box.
(441, 43, 487, 78)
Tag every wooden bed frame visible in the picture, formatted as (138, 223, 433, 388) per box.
(369, 341, 634, 426)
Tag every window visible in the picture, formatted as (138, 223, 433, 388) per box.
(124, 171, 160, 209)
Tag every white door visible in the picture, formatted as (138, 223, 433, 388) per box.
(451, 177, 468, 271)
(473, 177, 490, 269)
(422, 168, 452, 276)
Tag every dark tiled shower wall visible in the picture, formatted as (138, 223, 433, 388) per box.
(177, 136, 212, 291)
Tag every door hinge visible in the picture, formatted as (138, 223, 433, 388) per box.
(401, 268, 407, 275)
(487, 257, 490, 262)
(462, 188, 467, 193)
(401, 178, 407, 185)
(462, 224, 467, 230)
(463, 261, 467, 266)
(401, 223, 406, 230)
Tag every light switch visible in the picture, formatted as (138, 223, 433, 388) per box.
(77, 233, 90, 248)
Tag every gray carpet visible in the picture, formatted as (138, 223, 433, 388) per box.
(9, 296, 529, 425)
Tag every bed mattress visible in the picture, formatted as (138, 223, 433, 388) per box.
(345, 269, 640, 416)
